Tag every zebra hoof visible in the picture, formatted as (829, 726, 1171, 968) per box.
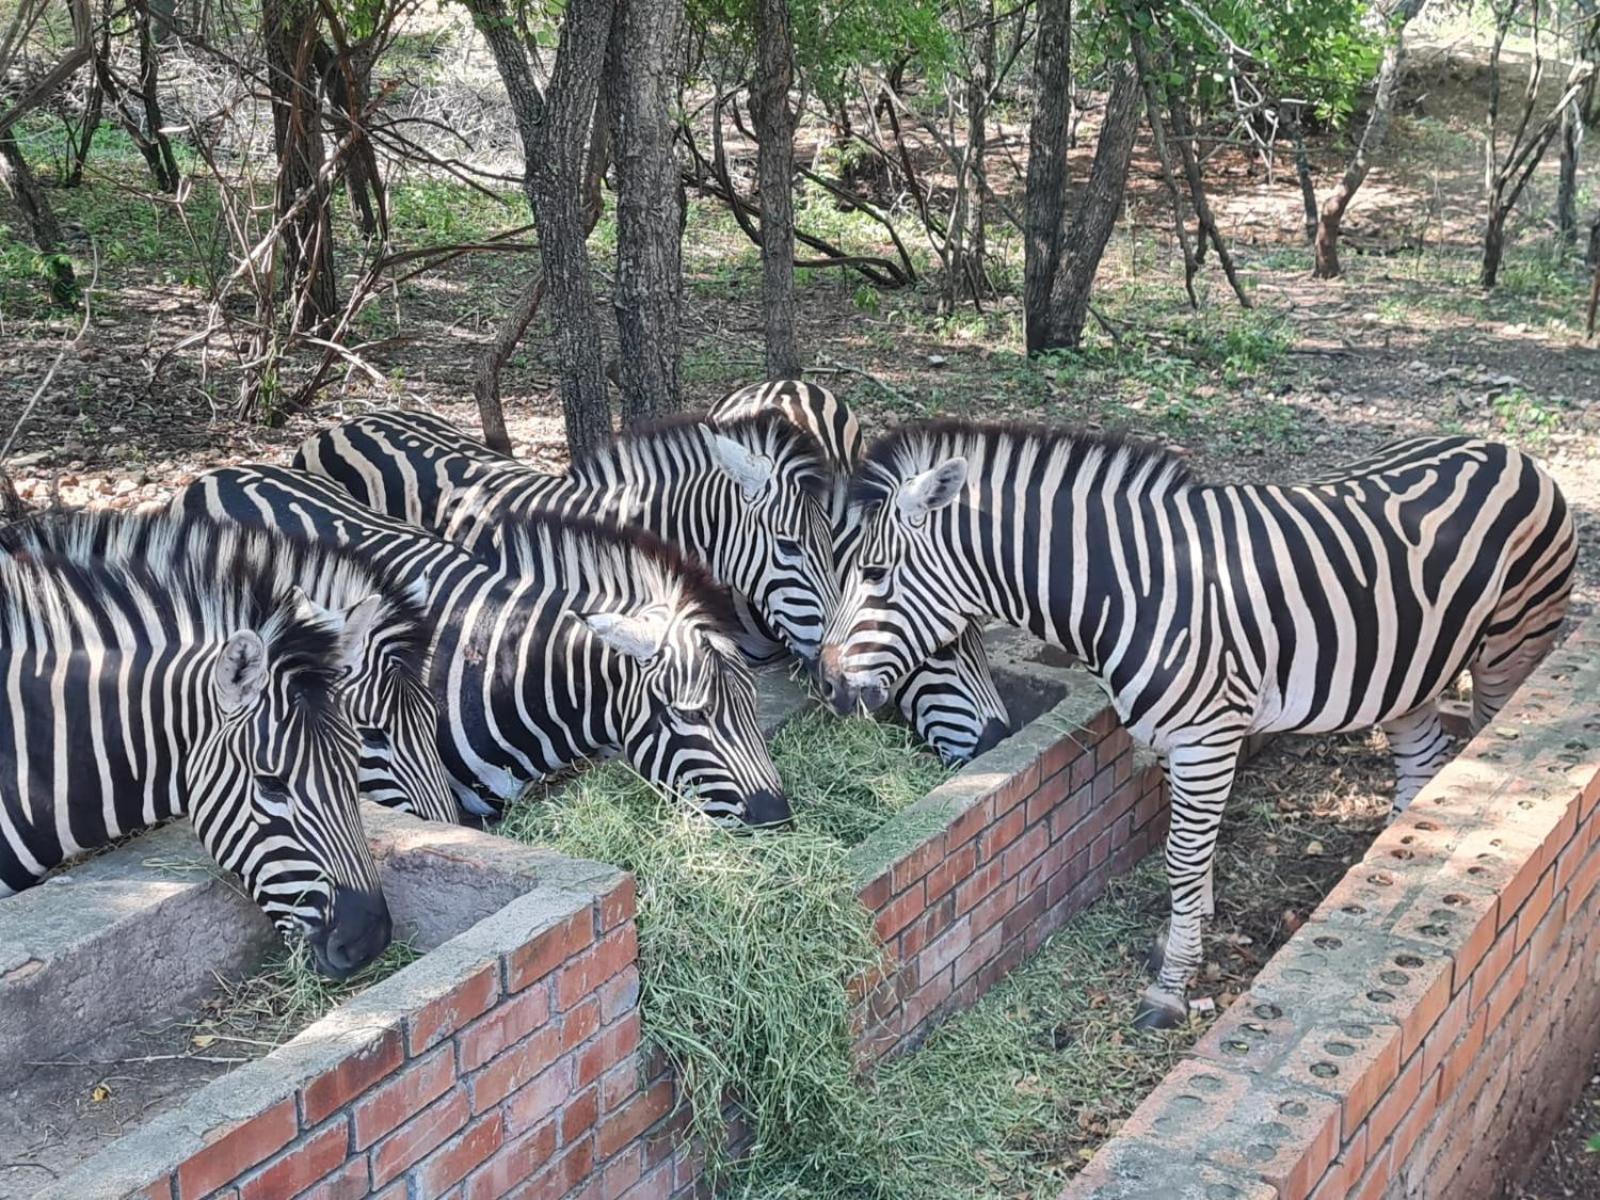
(1145, 929, 1168, 976)
(1133, 987, 1188, 1031)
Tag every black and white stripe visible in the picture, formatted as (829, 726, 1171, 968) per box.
(293, 410, 839, 662)
(710, 380, 1012, 764)
(0, 516, 392, 978)
(176, 465, 790, 827)
(1, 508, 460, 828)
(819, 423, 1576, 1025)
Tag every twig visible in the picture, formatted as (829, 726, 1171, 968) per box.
(25, 1053, 249, 1066)
(808, 357, 913, 407)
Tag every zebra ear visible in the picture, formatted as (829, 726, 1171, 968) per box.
(334, 594, 386, 675)
(702, 429, 774, 500)
(898, 457, 969, 523)
(216, 629, 270, 712)
(578, 610, 667, 662)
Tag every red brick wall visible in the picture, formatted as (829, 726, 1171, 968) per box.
(1061, 619, 1600, 1200)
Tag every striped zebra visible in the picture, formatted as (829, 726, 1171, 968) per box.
(710, 380, 1012, 763)
(0, 516, 393, 978)
(293, 410, 839, 663)
(0, 509, 459, 827)
(176, 465, 790, 827)
(818, 422, 1577, 1026)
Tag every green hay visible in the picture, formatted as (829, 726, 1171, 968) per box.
(498, 708, 954, 1184)
(188, 940, 421, 1055)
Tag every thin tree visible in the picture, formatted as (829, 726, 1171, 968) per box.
(753, 0, 801, 378)
(609, 0, 685, 422)
(465, 0, 615, 453)
(1311, 0, 1429, 279)
(1023, 0, 1071, 354)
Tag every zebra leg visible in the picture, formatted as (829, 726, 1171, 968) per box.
(1136, 740, 1241, 1030)
(1382, 704, 1454, 816)
(1468, 627, 1564, 736)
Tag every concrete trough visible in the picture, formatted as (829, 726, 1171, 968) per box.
(2, 626, 1173, 1200)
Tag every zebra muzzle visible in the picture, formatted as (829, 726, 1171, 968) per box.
(311, 886, 393, 979)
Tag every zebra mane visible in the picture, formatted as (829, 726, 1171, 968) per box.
(852, 418, 1193, 506)
(569, 409, 829, 501)
(492, 510, 740, 635)
(0, 509, 429, 692)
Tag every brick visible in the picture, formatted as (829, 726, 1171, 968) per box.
(920, 917, 973, 980)
(1420, 987, 1470, 1081)
(1001, 886, 1047, 944)
(1024, 769, 1071, 828)
(503, 1062, 574, 1136)
(945, 796, 994, 850)
(1569, 842, 1600, 911)
(1309, 1126, 1369, 1200)
(1000, 823, 1049, 881)
(410, 963, 501, 1057)
(558, 925, 640, 1010)
(507, 910, 593, 994)
(978, 805, 1025, 863)
(1514, 869, 1557, 951)
(902, 966, 955, 1033)
(237, 1120, 350, 1200)
(301, 1028, 405, 1125)
(971, 876, 1019, 936)
(873, 881, 925, 943)
(924, 842, 978, 905)
(1467, 929, 1516, 1016)
(463, 1120, 558, 1200)
(298, 1158, 370, 1200)
(616, 1160, 674, 1200)
(952, 860, 1003, 917)
(600, 1144, 644, 1200)
(889, 833, 947, 895)
(460, 987, 552, 1071)
(516, 1140, 595, 1200)
(411, 1114, 504, 1199)
(1484, 946, 1529, 1033)
(370, 1089, 471, 1188)
(176, 1099, 298, 1199)
(1439, 1007, 1487, 1098)
(470, 1026, 562, 1112)
(1367, 1051, 1428, 1152)
(562, 996, 603, 1052)
(856, 872, 891, 911)
(602, 876, 637, 930)
(599, 965, 641, 1023)
(597, 1078, 674, 1159)
(576, 1010, 642, 1087)
(132, 1184, 174, 1200)
(562, 1085, 600, 1142)
(355, 1045, 457, 1149)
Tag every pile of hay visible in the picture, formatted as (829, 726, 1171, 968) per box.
(499, 707, 952, 1182)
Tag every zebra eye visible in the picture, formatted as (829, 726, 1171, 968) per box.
(255, 775, 295, 818)
(775, 537, 803, 558)
(861, 564, 890, 585)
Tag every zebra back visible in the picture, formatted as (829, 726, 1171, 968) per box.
(0, 516, 392, 977)
(176, 465, 790, 826)
(295, 409, 840, 662)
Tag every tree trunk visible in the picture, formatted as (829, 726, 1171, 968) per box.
(1039, 61, 1141, 350)
(1557, 96, 1582, 246)
(64, 34, 104, 188)
(753, 0, 800, 377)
(1023, 0, 1071, 354)
(464, 0, 615, 454)
(609, 0, 684, 424)
(316, 38, 387, 240)
(1481, 204, 1509, 288)
(1288, 102, 1318, 242)
(130, 0, 180, 192)
(263, 0, 338, 330)
(1312, 0, 1428, 279)
(0, 131, 78, 305)
(946, 0, 993, 311)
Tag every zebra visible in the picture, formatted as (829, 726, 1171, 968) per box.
(0, 509, 459, 827)
(710, 380, 1012, 763)
(0, 516, 394, 978)
(175, 465, 790, 827)
(292, 410, 840, 663)
(817, 421, 1576, 1027)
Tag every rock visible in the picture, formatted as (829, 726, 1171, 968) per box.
(7, 450, 50, 469)
(113, 479, 138, 496)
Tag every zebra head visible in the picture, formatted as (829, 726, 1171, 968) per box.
(196, 587, 391, 978)
(820, 430, 983, 716)
(315, 580, 459, 827)
(508, 517, 789, 827)
(698, 416, 839, 660)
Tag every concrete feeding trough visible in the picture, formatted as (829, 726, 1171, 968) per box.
(1, 626, 1173, 1200)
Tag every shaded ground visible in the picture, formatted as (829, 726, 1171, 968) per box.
(1518, 1054, 1600, 1200)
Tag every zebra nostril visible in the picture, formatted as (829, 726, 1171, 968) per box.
(313, 887, 392, 979)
